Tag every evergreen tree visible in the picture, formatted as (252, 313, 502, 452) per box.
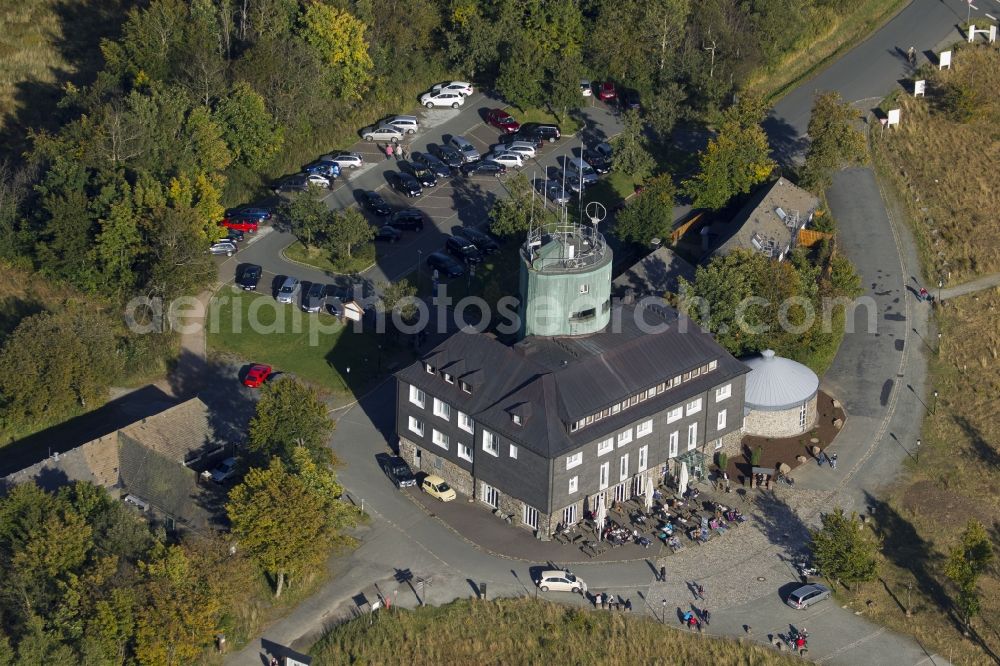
(809, 508, 880, 583)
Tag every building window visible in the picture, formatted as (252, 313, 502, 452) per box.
(568, 476, 578, 494)
(433, 398, 451, 420)
(669, 431, 679, 458)
(687, 422, 698, 450)
(597, 438, 614, 456)
(512, 413, 522, 425)
(799, 402, 807, 428)
(617, 429, 632, 447)
(509, 444, 518, 459)
(611, 403, 621, 415)
(482, 430, 499, 456)
(599, 462, 610, 490)
(708, 360, 718, 371)
(460, 380, 472, 394)
(638, 445, 648, 472)
(443, 372, 454, 384)
(424, 362, 434, 374)
(570, 421, 579, 432)
(667, 406, 683, 424)
(716, 384, 732, 401)
(691, 366, 701, 378)
(636, 419, 652, 438)
(686, 398, 702, 415)
(683, 371, 692, 381)
(717, 409, 727, 431)
(579, 284, 590, 294)
(562, 504, 578, 526)
(458, 411, 473, 433)
(619, 454, 629, 482)
(566, 452, 583, 470)
(481, 483, 499, 508)
(713, 438, 723, 451)
(458, 443, 473, 462)
(408, 416, 424, 437)
(432, 429, 449, 450)
(629, 395, 639, 407)
(647, 386, 657, 399)
(523, 504, 539, 529)
(673, 375, 682, 385)
(408, 385, 425, 408)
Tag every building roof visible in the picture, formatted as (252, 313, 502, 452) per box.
(397, 303, 749, 458)
(612, 246, 696, 298)
(743, 349, 819, 411)
(708, 178, 820, 261)
(118, 398, 226, 464)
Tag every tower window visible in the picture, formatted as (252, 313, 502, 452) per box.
(579, 284, 590, 294)
(569, 307, 596, 322)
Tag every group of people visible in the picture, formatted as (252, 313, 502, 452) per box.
(593, 592, 632, 611)
(381, 142, 410, 161)
(817, 450, 838, 468)
(681, 607, 710, 631)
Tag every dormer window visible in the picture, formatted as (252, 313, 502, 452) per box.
(443, 372, 455, 384)
(512, 413, 522, 425)
(424, 363, 435, 374)
(460, 380, 472, 394)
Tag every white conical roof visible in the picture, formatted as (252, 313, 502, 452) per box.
(743, 349, 819, 411)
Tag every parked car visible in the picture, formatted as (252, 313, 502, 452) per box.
(225, 228, 245, 243)
(276, 276, 300, 304)
(389, 208, 426, 231)
(565, 158, 598, 185)
(304, 173, 332, 188)
(536, 178, 570, 205)
(562, 172, 584, 194)
(597, 80, 617, 102)
(362, 191, 392, 216)
(583, 142, 614, 173)
(786, 584, 831, 610)
(272, 175, 309, 193)
(380, 456, 417, 488)
(210, 457, 238, 484)
(426, 251, 465, 278)
(301, 282, 326, 312)
(445, 236, 484, 264)
(620, 89, 641, 111)
(420, 474, 457, 501)
(489, 151, 524, 168)
(431, 81, 474, 96)
(486, 108, 520, 134)
(455, 227, 499, 254)
(304, 161, 340, 179)
(449, 136, 480, 163)
(411, 151, 452, 178)
(374, 225, 402, 243)
(460, 160, 506, 177)
(388, 172, 423, 198)
(403, 163, 438, 188)
(243, 363, 272, 388)
(237, 263, 262, 291)
(321, 151, 363, 169)
(221, 217, 258, 233)
(209, 241, 237, 256)
(385, 114, 418, 134)
(493, 140, 536, 159)
(224, 206, 271, 221)
(507, 129, 544, 149)
(580, 80, 593, 97)
(535, 570, 587, 594)
(520, 123, 561, 143)
(429, 143, 464, 168)
(420, 90, 464, 109)
(361, 124, 403, 143)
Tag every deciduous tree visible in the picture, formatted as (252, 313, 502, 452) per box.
(614, 174, 676, 245)
(278, 188, 331, 247)
(800, 91, 865, 192)
(298, 3, 374, 101)
(324, 208, 374, 260)
(611, 110, 655, 180)
(489, 174, 555, 237)
(945, 519, 994, 627)
(248, 379, 333, 464)
(214, 82, 284, 171)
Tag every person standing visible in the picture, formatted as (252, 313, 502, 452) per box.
(595, 592, 603, 609)
(394, 143, 402, 160)
(830, 453, 838, 469)
(702, 608, 711, 626)
(660, 565, 667, 583)
(384, 144, 393, 161)
(696, 583, 706, 601)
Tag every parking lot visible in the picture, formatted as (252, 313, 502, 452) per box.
(215, 90, 624, 295)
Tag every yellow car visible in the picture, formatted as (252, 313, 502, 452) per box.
(421, 474, 457, 502)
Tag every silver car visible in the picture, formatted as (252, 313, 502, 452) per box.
(361, 125, 403, 143)
(449, 136, 480, 163)
(276, 276, 300, 304)
(565, 158, 598, 185)
(537, 178, 570, 205)
(321, 151, 363, 169)
(786, 583, 831, 610)
(208, 241, 237, 256)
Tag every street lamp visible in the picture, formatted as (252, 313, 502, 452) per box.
(377, 343, 383, 372)
(915, 438, 921, 463)
(661, 599, 667, 624)
(932, 390, 938, 415)
(937, 332, 942, 355)
(937, 278, 943, 302)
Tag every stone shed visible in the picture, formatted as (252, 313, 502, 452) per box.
(742, 349, 819, 437)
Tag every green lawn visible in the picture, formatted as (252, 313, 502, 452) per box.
(410, 240, 521, 305)
(283, 241, 375, 276)
(207, 288, 412, 395)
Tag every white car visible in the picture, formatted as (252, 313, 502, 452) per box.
(535, 570, 587, 594)
(303, 173, 331, 188)
(420, 91, 465, 109)
(499, 141, 536, 158)
(432, 80, 474, 96)
(580, 80, 592, 96)
(210, 457, 238, 483)
(321, 151, 363, 169)
(489, 151, 524, 168)
(361, 124, 403, 143)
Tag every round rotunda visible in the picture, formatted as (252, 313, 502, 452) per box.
(742, 349, 819, 437)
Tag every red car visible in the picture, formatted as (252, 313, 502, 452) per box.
(243, 363, 272, 388)
(486, 108, 520, 134)
(221, 218, 259, 233)
(597, 81, 617, 102)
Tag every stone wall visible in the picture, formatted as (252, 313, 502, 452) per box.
(400, 437, 474, 497)
(743, 396, 817, 438)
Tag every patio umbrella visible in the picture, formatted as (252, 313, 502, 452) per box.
(678, 462, 689, 499)
(596, 494, 607, 542)
(644, 475, 654, 511)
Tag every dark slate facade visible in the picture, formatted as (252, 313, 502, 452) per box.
(395, 303, 749, 535)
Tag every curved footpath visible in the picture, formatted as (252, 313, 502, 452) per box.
(223, 1, 984, 662)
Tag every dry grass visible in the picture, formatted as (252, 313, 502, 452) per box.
(873, 46, 1000, 283)
(0, 258, 82, 342)
(749, 0, 908, 101)
(0, 0, 65, 125)
(834, 289, 1000, 665)
(311, 597, 799, 665)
